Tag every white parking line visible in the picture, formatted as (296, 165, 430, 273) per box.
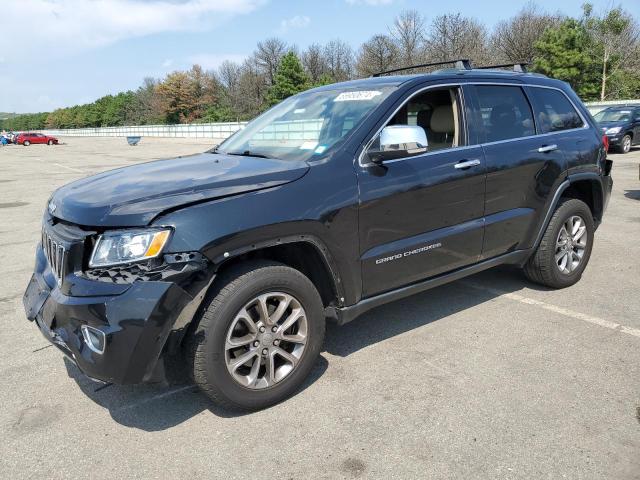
(51, 162, 84, 173)
(117, 385, 196, 411)
(462, 282, 640, 339)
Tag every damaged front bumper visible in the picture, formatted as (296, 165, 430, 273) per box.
(24, 242, 213, 384)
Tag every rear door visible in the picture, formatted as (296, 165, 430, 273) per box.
(525, 86, 599, 176)
(357, 84, 486, 297)
(466, 84, 567, 259)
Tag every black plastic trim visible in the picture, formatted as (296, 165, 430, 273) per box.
(215, 234, 346, 305)
(327, 249, 532, 325)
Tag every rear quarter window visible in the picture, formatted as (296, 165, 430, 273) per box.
(526, 87, 584, 133)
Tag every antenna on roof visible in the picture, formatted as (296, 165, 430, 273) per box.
(475, 63, 529, 73)
(372, 59, 472, 77)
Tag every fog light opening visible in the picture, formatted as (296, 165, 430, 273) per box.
(81, 325, 106, 355)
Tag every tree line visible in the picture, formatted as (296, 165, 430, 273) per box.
(2, 2, 638, 132)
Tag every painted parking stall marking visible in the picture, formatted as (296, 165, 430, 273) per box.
(462, 281, 640, 338)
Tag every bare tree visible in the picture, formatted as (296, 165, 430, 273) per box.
(491, 2, 562, 64)
(218, 60, 241, 90)
(389, 9, 426, 66)
(356, 34, 399, 77)
(426, 13, 491, 66)
(237, 57, 269, 119)
(324, 39, 355, 82)
(302, 43, 329, 83)
(583, 3, 640, 100)
(218, 60, 243, 121)
(255, 37, 287, 85)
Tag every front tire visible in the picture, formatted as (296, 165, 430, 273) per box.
(523, 198, 594, 289)
(187, 261, 325, 410)
(618, 134, 632, 154)
(47, 139, 53, 145)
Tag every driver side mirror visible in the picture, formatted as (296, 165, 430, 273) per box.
(368, 125, 428, 164)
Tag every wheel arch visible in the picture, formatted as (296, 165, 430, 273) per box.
(211, 235, 344, 309)
(532, 173, 605, 250)
(563, 173, 604, 225)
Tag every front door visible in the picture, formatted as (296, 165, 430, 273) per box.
(357, 85, 486, 298)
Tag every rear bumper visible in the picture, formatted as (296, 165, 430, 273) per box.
(603, 173, 613, 211)
(24, 244, 212, 384)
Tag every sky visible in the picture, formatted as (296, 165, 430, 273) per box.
(1, 0, 638, 113)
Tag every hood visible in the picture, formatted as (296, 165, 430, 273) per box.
(50, 153, 309, 227)
(597, 120, 627, 126)
(597, 120, 630, 129)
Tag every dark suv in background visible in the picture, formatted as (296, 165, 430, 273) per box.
(24, 60, 612, 410)
(594, 105, 640, 153)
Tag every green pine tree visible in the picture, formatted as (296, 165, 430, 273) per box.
(267, 51, 311, 106)
(533, 19, 601, 100)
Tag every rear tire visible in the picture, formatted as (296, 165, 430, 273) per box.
(523, 198, 594, 289)
(23, 140, 30, 146)
(187, 260, 325, 411)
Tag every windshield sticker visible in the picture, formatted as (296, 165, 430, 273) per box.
(314, 145, 327, 154)
(294, 108, 306, 114)
(334, 91, 382, 102)
(299, 141, 318, 150)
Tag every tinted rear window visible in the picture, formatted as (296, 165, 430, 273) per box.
(475, 85, 535, 143)
(527, 87, 584, 133)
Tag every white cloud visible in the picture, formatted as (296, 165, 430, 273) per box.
(161, 59, 173, 68)
(187, 53, 247, 70)
(0, 0, 265, 57)
(278, 15, 311, 33)
(345, 0, 395, 5)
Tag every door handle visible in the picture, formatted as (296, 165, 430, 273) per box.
(454, 159, 481, 169)
(538, 144, 558, 153)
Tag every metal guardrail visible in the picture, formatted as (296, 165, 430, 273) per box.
(585, 99, 640, 114)
(36, 119, 326, 143)
(37, 122, 248, 140)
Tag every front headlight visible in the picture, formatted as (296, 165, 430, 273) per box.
(89, 229, 171, 267)
(605, 126, 622, 135)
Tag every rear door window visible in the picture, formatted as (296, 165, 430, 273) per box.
(474, 85, 535, 143)
(526, 87, 584, 133)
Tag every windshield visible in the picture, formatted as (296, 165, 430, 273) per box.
(216, 86, 396, 161)
(594, 109, 632, 122)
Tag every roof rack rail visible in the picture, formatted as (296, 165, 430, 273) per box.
(372, 59, 472, 77)
(475, 63, 529, 73)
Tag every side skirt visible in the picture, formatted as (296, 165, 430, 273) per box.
(326, 249, 532, 325)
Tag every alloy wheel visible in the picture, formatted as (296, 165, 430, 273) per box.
(622, 135, 631, 153)
(555, 215, 588, 274)
(224, 292, 308, 389)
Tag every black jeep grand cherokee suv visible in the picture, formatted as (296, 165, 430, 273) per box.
(24, 64, 612, 410)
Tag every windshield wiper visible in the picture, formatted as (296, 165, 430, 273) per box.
(225, 150, 275, 159)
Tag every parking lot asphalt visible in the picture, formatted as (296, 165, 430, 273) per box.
(0, 137, 639, 480)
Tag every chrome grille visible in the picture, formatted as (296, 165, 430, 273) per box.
(42, 229, 67, 285)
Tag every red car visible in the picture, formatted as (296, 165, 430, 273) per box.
(16, 133, 59, 146)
